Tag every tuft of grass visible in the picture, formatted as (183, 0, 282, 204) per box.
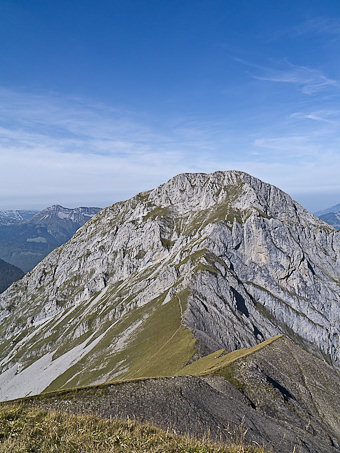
(0, 404, 271, 453)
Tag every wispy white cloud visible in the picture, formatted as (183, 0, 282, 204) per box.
(0, 89, 195, 208)
(253, 63, 337, 95)
(252, 132, 340, 194)
(0, 89, 255, 209)
(233, 57, 337, 95)
(290, 110, 340, 124)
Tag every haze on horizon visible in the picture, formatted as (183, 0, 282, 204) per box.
(1, 0, 340, 212)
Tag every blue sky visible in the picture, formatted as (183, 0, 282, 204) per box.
(1, 0, 340, 211)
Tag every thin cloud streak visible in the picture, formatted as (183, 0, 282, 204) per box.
(290, 110, 340, 124)
(233, 57, 337, 95)
(254, 135, 316, 153)
(253, 64, 337, 95)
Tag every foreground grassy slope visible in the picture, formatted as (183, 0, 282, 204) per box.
(0, 405, 270, 453)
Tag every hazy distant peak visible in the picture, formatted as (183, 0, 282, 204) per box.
(315, 203, 340, 216)
(314, 202, 340, 229)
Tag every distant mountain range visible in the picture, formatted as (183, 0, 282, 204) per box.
(0, 205, 101, 274)
(315, 203, 340, 229)
(0, 209, 38, 225)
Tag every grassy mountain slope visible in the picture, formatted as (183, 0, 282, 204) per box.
(45, 289, 196, 392)
(3, 335, 339, 453)
(0, 223, 60, 273)
(176, 335, 282, 376)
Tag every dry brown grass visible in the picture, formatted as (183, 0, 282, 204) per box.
(0, 404, 271, 453)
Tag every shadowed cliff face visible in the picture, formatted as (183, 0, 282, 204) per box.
(0, 259, 24, 294)
(0, 170, 339, 401)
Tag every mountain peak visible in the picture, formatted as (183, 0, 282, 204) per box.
(47, 204, 64, 210)
(30, 205, 101, 224)
(140, 170, 322, 229)
(0, 171, 339, 402)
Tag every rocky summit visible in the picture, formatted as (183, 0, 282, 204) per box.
(0, 170, 339, 404)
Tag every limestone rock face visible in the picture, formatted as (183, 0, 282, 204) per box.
(0, 171, 339, 400)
